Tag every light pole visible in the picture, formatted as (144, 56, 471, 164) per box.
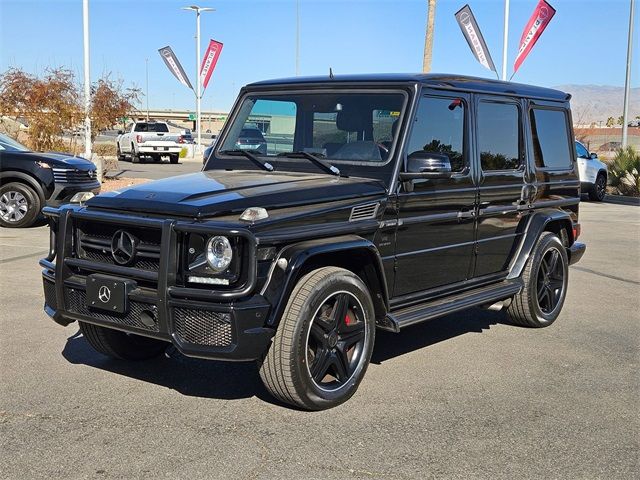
(82, 0, 91, 159)
(145, 58, 150, 121)
(501, 0, 510, 81)
(182, 5, 214, 153)
(622, 0, 635, 148)
(422, 0, 437, 73)
(295, 0, 300, 75)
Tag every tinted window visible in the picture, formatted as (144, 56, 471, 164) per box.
(406, 96, 466, 172)
(240, 128, 265, 139)
(531, 109, 572, 169)
(134, 123, 169, 133)
(575, 141, 589, 158)
(478, 102, 520, 171)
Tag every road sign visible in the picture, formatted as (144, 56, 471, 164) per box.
(188, 113, 196, 121)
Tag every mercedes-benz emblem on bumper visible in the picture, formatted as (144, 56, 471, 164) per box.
(98, 285, 111, 303)
(111, 230, 138, 266)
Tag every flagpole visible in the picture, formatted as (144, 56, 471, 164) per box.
(501, 0, 510, 81)
(622, 0, 635, 148)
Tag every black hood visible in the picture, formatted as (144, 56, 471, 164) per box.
(86, 170, 387, 218)
(14, 151, 95, 169)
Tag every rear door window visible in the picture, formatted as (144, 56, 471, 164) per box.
(530, 108, 573, 169)
(477, 101, 521, 171)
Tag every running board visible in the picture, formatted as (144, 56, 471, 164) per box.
(379, 280, 523, 333)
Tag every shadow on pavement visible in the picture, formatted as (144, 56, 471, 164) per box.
(61, 307, 508, 403)
(371, 308, 507, 364)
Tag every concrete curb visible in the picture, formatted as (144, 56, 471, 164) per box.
(604, 195, 640, 206)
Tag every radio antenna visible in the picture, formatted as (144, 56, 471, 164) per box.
(329, 67, 334, 79)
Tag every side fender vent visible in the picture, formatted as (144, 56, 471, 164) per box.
(349, 203, 379, 222)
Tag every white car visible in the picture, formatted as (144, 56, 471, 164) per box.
(575, 140, 608, 202)
(116, 121, 184, 164)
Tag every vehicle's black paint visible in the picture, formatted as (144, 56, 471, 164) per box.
(40, 73, 584, 363)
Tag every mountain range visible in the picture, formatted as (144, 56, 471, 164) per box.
(554, 84, 640, 125)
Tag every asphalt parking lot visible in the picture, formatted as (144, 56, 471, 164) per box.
(112, 153, 203, 180)
(0, 201, 638, 479)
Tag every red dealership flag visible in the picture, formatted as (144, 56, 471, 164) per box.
(513, 0, 556, 74)
(200, 39, 223, 91)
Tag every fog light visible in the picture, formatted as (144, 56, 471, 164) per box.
(69, 191, 95, 204)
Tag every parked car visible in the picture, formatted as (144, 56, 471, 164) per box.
(202, 136, 218, 165)
(235, 127, 267, 154)
(575, 140, 608, 201)
(598, 141, 622, 152)
(116, 121, 184, 164)
(40, 74, 585, 410)
(0, 133, 99, 228)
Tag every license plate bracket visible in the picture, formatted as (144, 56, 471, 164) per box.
(86, 274, 136, 314)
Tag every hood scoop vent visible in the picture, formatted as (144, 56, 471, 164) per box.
(349, 202, 379, 222)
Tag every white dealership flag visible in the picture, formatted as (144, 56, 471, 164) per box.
(200, 39, 224, 91)
(158, 45, 193, 90)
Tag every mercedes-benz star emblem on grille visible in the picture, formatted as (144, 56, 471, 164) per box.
(111, 230, 138, 266)
(98, 285, 111, 303)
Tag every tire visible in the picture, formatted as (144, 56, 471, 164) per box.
(259, 267, 376, 410)
(170, 154, 179, 164)
(131, 146, 140, 164)
(0, 182, 41, 228)
(507, 232, 569, 328)
(79, 321, 168, 361)
(116, 143, 125, 161)
(588, 173, 606, 202)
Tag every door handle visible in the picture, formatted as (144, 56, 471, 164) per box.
(457, 208, 475, 219)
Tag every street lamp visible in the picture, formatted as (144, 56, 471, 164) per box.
(82, 0, 91, 159)
(182, 5, 214, 153)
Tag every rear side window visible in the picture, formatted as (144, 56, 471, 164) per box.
(477, 101, 521, 171)
(530, 108, 572, 169)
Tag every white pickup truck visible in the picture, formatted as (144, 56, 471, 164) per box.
(116, 121, 185, 164)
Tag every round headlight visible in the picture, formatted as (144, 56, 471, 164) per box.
(205, 236, 233, 272)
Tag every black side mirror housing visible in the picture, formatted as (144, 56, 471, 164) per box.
(117, 130, 124, 135)
(399, 151, 452, 180)
(590, 152, 598, 159)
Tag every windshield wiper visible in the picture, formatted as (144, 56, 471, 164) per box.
(277, 151, 340, 177)
(219, 149, 274, 172)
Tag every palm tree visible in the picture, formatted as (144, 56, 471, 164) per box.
(423, 0, 437, 72)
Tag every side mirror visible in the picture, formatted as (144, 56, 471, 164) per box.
(589, 152, 598, 159)
(399, 151, 452, 180)
(117, 130, 124, 135)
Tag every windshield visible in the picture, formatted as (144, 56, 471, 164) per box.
(0, 134, 29, 152)
(134, 123, 169, 133)
(218, 91, 406, 164)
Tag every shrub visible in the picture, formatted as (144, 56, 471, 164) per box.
(93, 142, 116, 156)
(608, 146, 640, 197)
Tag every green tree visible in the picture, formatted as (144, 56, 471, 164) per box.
(617, 116, 624, 126)
(606, 117, 615, 128)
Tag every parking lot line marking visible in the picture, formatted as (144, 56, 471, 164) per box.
(572, 266, 640, 286)
(0, 250, 49, 265)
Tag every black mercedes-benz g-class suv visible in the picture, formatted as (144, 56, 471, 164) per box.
(40, 74, 585, 410)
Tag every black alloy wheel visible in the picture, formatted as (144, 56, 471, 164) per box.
(507, 232, 569, 328)
(536, 247, 566, 315)
(259, 267, 375, 410)
(306, 291, 367, 392)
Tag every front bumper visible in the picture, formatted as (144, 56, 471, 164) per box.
(47, 181, 101, 207)
(40, 207, 274, 361)
(568, 241, 586, 265)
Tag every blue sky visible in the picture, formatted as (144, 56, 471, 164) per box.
(1, 0, 637, 112)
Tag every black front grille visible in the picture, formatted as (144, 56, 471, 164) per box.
(53, 167, 98, 184)
(43, 279, 57, 310)
(75, 221, 161, 272)
(173, 308, 232, 346)
(65, 287, 160, 332)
